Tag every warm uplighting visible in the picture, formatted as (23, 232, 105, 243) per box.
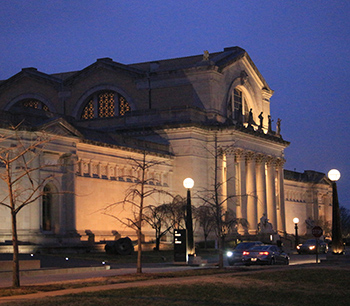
(328, 169, 341, 182)
(183, 177, 194, 189)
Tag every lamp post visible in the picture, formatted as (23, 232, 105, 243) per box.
(328, 169, 344, 254)
(183, 178, 195, 257)
(293, 217, 299, 249)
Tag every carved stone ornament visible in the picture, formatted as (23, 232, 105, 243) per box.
(240, 71, 248, 85)
(203, 50, 210, 61)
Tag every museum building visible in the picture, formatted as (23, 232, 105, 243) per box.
(0, 47, 333, 248)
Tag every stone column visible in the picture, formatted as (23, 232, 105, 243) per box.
(235, 149, 246, 225)
(217, 153, 225, 211)
(256, 154, 267, 223)
(276, 159, 286, 234)
(266, 157, 277, 231)
(246, 152, 258, 233)
(226, 150, 236, 214)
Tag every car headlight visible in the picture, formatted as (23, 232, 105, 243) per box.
(309, 245, 316, 250)
(227, 251, 233, 257)
(296, 245, 300, 249)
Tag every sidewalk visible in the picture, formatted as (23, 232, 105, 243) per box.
(0, 272, 222, 305)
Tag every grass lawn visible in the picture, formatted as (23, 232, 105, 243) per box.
(2, 266, 350, 306)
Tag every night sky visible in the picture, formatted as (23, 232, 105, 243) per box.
(1, 1, 349, 208)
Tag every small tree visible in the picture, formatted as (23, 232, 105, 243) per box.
(166, 195, 186, 233)
(144, 203, 173, 251)
(0, 126, 56, 287)
(194, 204, 215, 249)
(340, 206, 350, 237)
(102, 150, 171, 273)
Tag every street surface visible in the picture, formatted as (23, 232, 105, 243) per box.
(0, 252, 328, 288)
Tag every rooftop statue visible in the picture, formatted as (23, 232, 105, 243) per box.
(276, 118, 282, 136)
(258, 112, 264, 130)
(203, 50, 210, 61)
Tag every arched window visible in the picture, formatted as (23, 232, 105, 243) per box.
(81, 91, 131, 120)
(232, 88, 248, 123)
(14, 99, 50, 112)
(42, 184, 53, 231)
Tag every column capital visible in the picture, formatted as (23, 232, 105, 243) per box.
(245, 151, 256, 162)
(255, 153, 266, 164)
(266, 156, 277, 166)
(275, 158, 286, 168)
(234, 148, 246, 162)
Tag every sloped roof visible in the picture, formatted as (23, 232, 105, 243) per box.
(0, 109, 171, 156)
(0, 46, 270, 91)
(129, 46, 245, 72)
(0, 67, 62, 89)
(129, 46, 271, 91)
(284, 169, 330, 185)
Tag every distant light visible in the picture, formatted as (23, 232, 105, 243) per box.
(328, 169, 341, 182)
(65, 257, 69, 261)
(183, 178, 194, 189)
(102, 261, 106, 265)
(30, 254, 34, 257)
(293, 217, 299, 224)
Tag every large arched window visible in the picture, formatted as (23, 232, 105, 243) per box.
(13, 99, 50, 112)
(81, 91, 131, 120)
(232, 88, 248, 123)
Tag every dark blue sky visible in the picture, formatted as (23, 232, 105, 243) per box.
(1, 1, 349, 208)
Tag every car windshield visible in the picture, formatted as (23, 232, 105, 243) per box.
(305, 239, 317, 244)
(250, 245, 270, 251)
(235, 242, 258, 250)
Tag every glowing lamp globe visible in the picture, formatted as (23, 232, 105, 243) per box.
(293, 217, 299, 224)
(183, 178, 194, 189)
(328, 169, 341, 182)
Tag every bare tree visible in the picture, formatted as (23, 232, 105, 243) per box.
(196, 134, 247, 268)
(102, 150, 171, 273)
(194, 204, 215, 249)
(144, 203, 173, 251)
(0, 126, 57, 287)
(340, 206, 350, 238)
(166, 195, 186, 233)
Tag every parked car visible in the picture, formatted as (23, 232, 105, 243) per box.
(226, 241, 263, 265)
(296, 239, 328, 254)
(242, 244, 290, 265)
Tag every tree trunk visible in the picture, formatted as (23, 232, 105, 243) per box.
(137, 229, 142, 273)
(12, 211, 20, 287)
(218, 235, 224, 269)
(155, 228, 160, 251)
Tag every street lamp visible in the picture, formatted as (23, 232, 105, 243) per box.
(183, 178, 195, 257)
(293, 217, 299, 249)
(328, 169, 344, 254)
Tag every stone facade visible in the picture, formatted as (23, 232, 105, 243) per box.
(0, 47, 332, 247)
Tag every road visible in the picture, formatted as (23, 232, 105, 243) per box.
(0, 252, 328, 288)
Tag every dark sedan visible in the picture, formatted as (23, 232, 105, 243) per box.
(297, 239, 328, 254)
(242, 244, 290, 265)
(226, 241, 263, 265)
